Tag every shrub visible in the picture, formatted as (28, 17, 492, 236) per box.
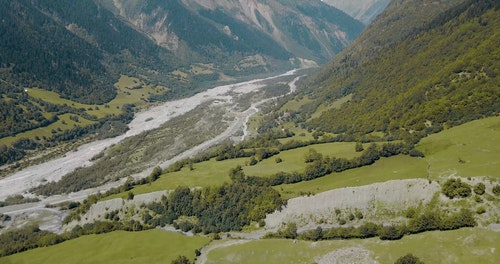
(394, 253, 424, 264)
(476, 206, 486, 215)
(379, 225, 405, 240)
(473, 183, 485, 195)
(493, 184, 500, 196)
(441, 178, 471, 199)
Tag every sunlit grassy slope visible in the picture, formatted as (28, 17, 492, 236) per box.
(1, 229, 210, 264)
(417, 116, 500, 179)
(206, 228, 499, 264)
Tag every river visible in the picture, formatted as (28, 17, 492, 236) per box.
(0, 69, 304, 231)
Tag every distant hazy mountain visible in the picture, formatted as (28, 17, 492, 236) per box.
(322, 0, 391, 24)
(98, 0, 365, 65)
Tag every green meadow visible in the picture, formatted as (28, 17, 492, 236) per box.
(276, 155, 428, 199)
(107, 141, 368, 199)
(244, 142, 363, 177)
(0, 75, 167, 147)
(206, 228, 500, 264)
(0, 114, 97, 146)
(1, 229, 210, 264)
(417, 116, 500, 179)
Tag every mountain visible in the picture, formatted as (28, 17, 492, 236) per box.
(0, 0, 365, 166)
(0, 0, 364, 105)
(97, 0, 365, 66)
(322, 0, 391, 24)
(300, 0, 499, 142)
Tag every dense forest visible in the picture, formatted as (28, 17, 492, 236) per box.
(300, 0, 499, 140)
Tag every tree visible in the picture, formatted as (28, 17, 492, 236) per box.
(127, 191, 134, 200)
(394, 253, 424, 264)
(148, 166, 162, 182)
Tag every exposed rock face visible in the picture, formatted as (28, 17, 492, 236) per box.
(322, 0, 391, 24)
(265, 179, 441, 230)
(97, 0, 365, 63)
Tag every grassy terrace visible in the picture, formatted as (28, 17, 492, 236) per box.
(1, 229, 210, 264)
(417, 116, 500, 179)
(0, 75, 167, 147)
(205, 228, 500, 264)
(276, 155, 428, 199)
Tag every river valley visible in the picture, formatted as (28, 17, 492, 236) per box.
(0, 69, 305, 233)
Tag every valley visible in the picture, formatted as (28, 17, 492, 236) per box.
(1, 0, 499, 263)
(0, 68, 306, 231)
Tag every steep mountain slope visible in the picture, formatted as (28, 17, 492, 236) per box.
(98, 0, 364, 65)
(0, 0, 178, 104)
(0, 0, 365, 167)
(322, 0, 391, 24)
(301, 0, 499, 142)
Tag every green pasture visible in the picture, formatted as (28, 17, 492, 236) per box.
(106, 158, 245, 200)
(310, 93, 353, 120)
(107, 142, 367, 199)
(0, 113, 97, 146)
(1, 75, 167, 147)
(417, 116, 500, 179)
(27, 75, 166, 119)
(279, 95, 313, 112)
(244, 142, 363, 177)
(1, 229, 210, 264)
(206, 228, 499, 264)
(276, 155, 428, 199)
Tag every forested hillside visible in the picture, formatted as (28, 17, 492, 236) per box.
(0, 0, 368, 167)
(300, 0, 499, 142)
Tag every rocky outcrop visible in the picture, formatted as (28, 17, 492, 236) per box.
(322, 0, 391, 24)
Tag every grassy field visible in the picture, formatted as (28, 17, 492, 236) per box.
(417, 116, 500, 179)
(1, 75, 167, 148)
(1, 229, 210, 264)
(206, 228, 499, 264)
(244, 142, 364, 177)
(276, 155, 428, 199)
(0, 114, 97, 146)
(106, 142, 369, 199)
(310, 94, 353, 120)
(105, 157, 244, 200)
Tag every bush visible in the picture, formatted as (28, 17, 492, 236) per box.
(379, 225, 405, 240)
(473, 183, 485, 195)
(476, 206, 486, 214)
(395, 253, 424, 264)
(493, 184, 500, 196)
(441, 178, 471, 199)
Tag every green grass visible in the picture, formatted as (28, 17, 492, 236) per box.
(417, 116, 500, 179)
(106, 142, 367, 199)
(279, 96, 313, 112)
(244, 142, 363, 177)
(206, 228, 499, 264)
(105, 158, 244, 200)
(1, 75, 168, 149)
(0, 114, 97, 146)
(276, 155, 428, 199)
(310, 93, 353, 120)
(27, 76, 165, 119)
(1, 229, 210, 264)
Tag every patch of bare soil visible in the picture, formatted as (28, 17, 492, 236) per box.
(317, 247, 379, 264)
(265, 179, 441, 230)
